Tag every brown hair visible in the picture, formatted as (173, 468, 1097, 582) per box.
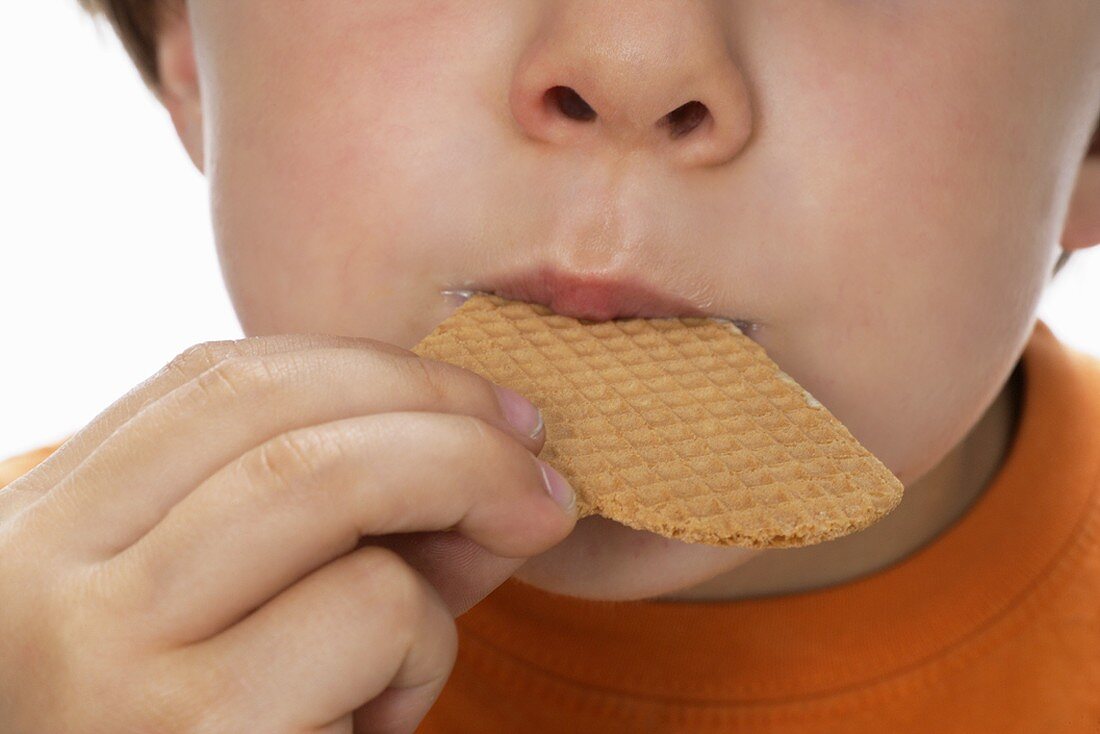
(78, 0, 169, 93)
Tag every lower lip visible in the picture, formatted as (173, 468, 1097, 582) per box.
(441, 288, 761, 337)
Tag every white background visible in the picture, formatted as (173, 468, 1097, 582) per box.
(2, 1, 1099, 460)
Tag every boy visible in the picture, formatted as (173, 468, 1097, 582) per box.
(1, 1, 1098, 731)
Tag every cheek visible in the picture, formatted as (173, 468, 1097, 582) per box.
(198, 2, 503, 338)
(768, 130, 1053, 484)
(193, 0, 1067, 486)
(744, 7, 1060, 484)
(781, 125, 1054, 484)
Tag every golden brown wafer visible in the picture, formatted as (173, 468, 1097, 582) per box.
(413, 294, 903, 547)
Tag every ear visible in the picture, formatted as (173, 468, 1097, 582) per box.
(154, 5, 203, 173)
(1061, 123, 1100, 253)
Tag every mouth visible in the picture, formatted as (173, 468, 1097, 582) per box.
(443, 265, 760, 336)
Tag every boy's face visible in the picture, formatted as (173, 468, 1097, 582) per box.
(172, 1, 1100, 599)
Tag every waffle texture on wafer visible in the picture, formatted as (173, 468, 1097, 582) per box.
(413, 294, 903, 547)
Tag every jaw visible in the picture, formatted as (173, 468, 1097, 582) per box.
(513, 514, 762, 601)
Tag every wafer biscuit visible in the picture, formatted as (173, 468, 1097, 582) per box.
(413, 294, 903, 547)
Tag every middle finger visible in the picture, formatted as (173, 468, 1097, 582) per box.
(104, 411, 574, 645)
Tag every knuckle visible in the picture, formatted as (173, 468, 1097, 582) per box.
(449, 414, 507, 458)
(193, 355, 277, 404)
(403, 356, 454, 407)
(243, 430, 337, 500)
(415, 358, 502, 416)
(239, 332, 367, 353)
(163, 335, 410, 394)
(440, 415, 555, 519)
(424, 413, 529, 491)
(350, 546, 431, 621)
(165, 340, 242, 382)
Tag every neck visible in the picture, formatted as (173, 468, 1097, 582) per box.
(656, 364, 1024, 602)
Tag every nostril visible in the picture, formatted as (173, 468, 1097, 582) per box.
(661, 101, 709, 139)
(545, 86, 597, 122)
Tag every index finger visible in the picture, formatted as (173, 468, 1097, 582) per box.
(5, 334, 394, 499)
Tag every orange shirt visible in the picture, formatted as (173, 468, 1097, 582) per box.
(3, 320, 1099, 732)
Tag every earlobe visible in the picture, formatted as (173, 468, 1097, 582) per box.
(155, 5, 204, 173)
(1062, 155, 1100, 252)
(1061, 118, 1100, 252)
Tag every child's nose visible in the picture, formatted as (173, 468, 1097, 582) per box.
(508, 1, 754, 169)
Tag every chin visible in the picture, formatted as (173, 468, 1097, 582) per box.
(512, 514, 761, 601)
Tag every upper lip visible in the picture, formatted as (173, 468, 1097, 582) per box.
(473, 265, 714, 322)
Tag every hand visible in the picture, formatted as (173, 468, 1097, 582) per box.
(0, 334, 577, 733)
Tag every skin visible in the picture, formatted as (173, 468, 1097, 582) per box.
(1, 2, 1096, 730)
(0, 336, 580, 730)
(155, 0, 1100, 600)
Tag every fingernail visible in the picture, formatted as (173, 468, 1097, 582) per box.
(493, 385, 544, 439)
(537, 459, 576, 512)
